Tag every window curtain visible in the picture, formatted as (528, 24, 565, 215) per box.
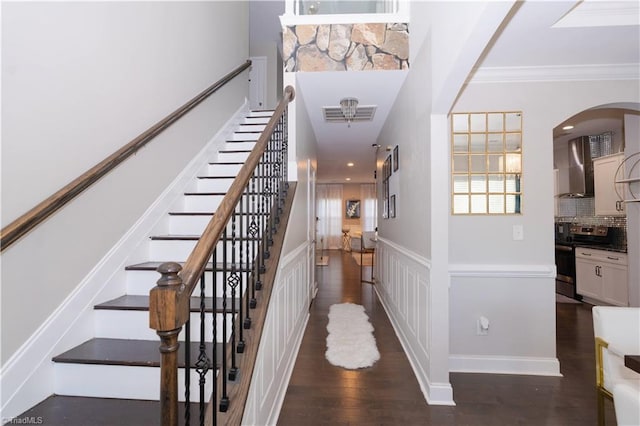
(360, 183, 377, 232)
(316, 184, 343, 250)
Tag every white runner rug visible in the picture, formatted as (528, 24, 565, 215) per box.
(325, 303, 380, 369)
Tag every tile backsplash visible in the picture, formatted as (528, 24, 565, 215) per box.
(556, 196, 627, 250)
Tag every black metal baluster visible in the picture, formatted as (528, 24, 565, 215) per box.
(227, 213, 239, 381)
(211, 248, 218, 426)
(184, 317, 190, 426)
(248, 172, 258, 312)
(196, 272, 210, 425)
(219, 230, 229, 412)
(238, 186, 248, 344)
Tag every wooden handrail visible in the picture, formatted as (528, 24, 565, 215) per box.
(0, 60, 252, 252)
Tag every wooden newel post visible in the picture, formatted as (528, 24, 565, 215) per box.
(150, 262, 185, 426)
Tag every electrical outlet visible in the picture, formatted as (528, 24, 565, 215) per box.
(477, 316, 490, 335)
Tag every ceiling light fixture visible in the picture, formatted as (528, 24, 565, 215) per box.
(340, 97, 358, 127)
(347, 162, 354, 167)
(345, 177, 351, 181)
(562, 125, 574, 130)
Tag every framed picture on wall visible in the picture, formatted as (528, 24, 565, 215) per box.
(346, 200, 361, 218)
(393, 145, 399, 171)
(390, 194, 396, 218)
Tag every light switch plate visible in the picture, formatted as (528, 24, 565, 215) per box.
(513, 225, 524, 241)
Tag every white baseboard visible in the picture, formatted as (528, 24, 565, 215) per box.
(0, 101, 249, 420)
(449, 354, 562, 376)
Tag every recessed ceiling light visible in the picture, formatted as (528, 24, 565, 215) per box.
(345, 177, 351, 181)
(347, 162, 354, 167)
(562, 125, 574, 130)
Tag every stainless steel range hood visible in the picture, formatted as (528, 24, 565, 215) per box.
(559, 136, 594, 198)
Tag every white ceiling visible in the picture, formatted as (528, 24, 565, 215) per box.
(249, 1, 640, 184)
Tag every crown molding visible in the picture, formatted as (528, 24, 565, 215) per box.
(468, 63, 640, 84)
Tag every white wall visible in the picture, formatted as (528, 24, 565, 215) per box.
(1, 1, 249, 363)
(450, 79, 639, 373)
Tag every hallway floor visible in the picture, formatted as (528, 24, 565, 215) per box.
(277, 250, 615, 425)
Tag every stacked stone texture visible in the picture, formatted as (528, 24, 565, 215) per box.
(282, 23, 409, 72)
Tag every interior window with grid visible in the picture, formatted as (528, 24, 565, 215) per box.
(451, 112, 522, 215)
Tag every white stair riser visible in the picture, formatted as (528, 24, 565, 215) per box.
(127, 270, 256, 298)
(169, 214, 264, 235)
(196, 178, 234, 193)
(206, 163, 243, 175)
(149, 240, 258, 262)
(169, 215, 213, 235)
(217, 152, 250, 162)
(247, 111, 273, 118)
(243, 117, 270, 125)
(95, 311, 234, 342)
(183, 195, 225, 212)
(229, 132, 259, 141)
(54, 364, 213, 402)
(222, 141, 256, 151)
(237, 124, 266, 132)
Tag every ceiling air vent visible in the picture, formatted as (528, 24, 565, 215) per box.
(322, 105, 377, 123)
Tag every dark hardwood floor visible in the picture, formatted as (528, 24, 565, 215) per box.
(277, 250, 615, 425)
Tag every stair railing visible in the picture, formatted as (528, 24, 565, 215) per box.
(0, 60, 252, 252)
(150, 86, 295, 426)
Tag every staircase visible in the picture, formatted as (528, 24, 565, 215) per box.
(11, 111, 276, 425)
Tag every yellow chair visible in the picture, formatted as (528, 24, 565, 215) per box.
(592, 306, 640, 426)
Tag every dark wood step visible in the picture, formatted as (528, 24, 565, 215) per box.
(183, 191, 274, 196)
(167, 212, 268, 216)
(94, 295, 240, 313)
(208, 161, 245, 165)
(218, 149, 252, 154)
(9, 395, 200, 426)
(125, 261, 253, 272)
(52, 338, 220, 368)
(196, 175, 237, 179)
(149, 235, 260, 241)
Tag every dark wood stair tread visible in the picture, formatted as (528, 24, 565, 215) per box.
(94, 295, 239, 313)
(53, 338, 220, 368)
(125, 261, 252, 271)
(10, 395, 198, 426)
(149, 234, 260, 241)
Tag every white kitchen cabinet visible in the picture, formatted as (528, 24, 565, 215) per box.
(594, 153, 625, 216)
(575, 248, 628, 306)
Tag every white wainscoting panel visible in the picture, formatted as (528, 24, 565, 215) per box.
(242, 242, 311, 426)
(448, 264, 560, 376)
(374, 238, 454, 405)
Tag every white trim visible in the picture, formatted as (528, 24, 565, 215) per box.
(0, 102, 249, 420)
(279, 240, 308, 267)
(449, 354, 562, 377)
(469, 63, 640, 84)
(375, 236, 430, 268)
(449, 263, 556, 278)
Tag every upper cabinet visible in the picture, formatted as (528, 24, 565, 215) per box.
(594, 153, 625, 216)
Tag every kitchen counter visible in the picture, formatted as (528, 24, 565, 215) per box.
(573, 243, 627, 254)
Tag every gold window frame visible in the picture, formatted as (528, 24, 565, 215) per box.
(451, 112, 523, 215)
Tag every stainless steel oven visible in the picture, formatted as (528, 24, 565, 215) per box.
(554, 223, 613, 299)
(555, 242, 576, 298)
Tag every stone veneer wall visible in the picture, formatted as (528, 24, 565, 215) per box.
(282, 23, 409, 72)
